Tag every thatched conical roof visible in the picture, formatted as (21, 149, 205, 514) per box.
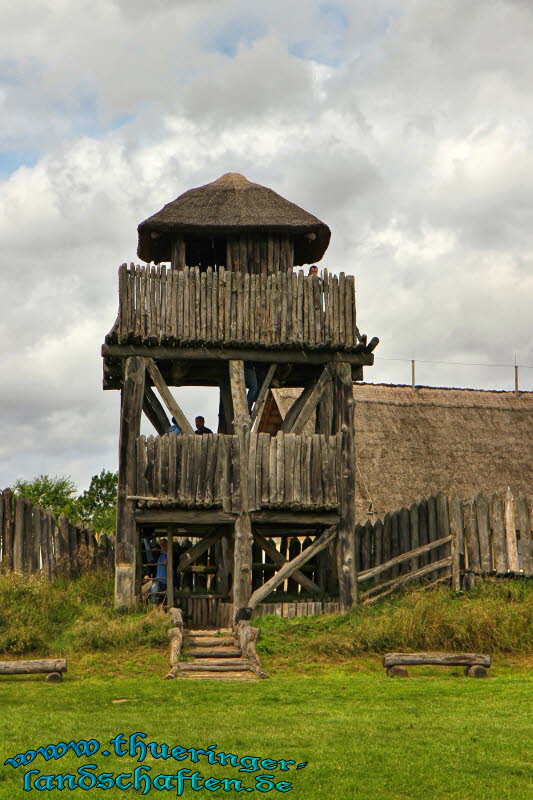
(137, 172, 331, 265)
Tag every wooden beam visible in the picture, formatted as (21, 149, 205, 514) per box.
(229, 360, 249, 427)
(252, 529, 321, 594)
(176, 529, 224, 573)
(251, 510, 340, 525)
(333, 362, 358, 611)
(246, 524, 337, 610)
(145, 359, 194, 434)
(361, 556, 453, 604)
(103, 343, 374, 368)
(166, 526, 174, 610)
(357, 535, 453, 583)
(281, 365, 331, 434)
(250, 364, 277, 429)
(116, 356, 145, 609)
(135, 509, 234, 525)
(383, 652, 491, 668)
(143, 385, 170, 435)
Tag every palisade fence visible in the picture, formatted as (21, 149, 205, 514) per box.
(109, 264, 360, 351)
(136, 432, 340, 512)
(0, 489, 114, 579)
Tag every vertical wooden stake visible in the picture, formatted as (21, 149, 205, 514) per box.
(115, 356, 146, 609)
(333, 362, 358, 610)
(166, 526, 174, 610)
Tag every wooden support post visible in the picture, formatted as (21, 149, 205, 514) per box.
(229, 361, 253, 620)
(145, 359, 194, 434)
(170, 236, 186, 270)
(333, 362, 358, 610)
(166, 526, 174, 611)
(115, 356, 145, 609)
(176, 529, 224, 573)
(143, 385, 170, 435)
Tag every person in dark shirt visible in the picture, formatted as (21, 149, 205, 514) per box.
(308, 265, 319, 276)
(194, 416, 213, 435)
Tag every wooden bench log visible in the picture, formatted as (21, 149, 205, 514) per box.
(383, 652, 491, 668)
(0, 659, 67, 676)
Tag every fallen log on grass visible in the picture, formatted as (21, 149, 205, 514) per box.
(0, 659, 67, 681)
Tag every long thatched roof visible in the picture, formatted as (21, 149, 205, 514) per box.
(268, 383, 533, 522)
(137, 172, 331, 264)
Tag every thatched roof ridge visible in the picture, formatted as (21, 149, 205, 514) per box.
(137, 172, 331, 264)
(269, 383, 533, 522)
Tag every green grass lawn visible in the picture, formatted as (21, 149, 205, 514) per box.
(0, 658, 531, 799)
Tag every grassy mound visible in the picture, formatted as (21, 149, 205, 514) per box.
(254, 580, 533, 662)
(0, 571, 168, 656)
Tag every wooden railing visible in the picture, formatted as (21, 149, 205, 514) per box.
(111, 264, 359, 351)
(135, 432, 341, 512)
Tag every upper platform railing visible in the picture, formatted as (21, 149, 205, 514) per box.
(109, 264, 360, 351)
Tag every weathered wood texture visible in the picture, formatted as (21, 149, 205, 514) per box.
(0, 490, 114, 579)
(136, 432, 340, 511)
(0, 659, 67, 675)
(111, 265, 359, 352)
(383, 652, 491, 668)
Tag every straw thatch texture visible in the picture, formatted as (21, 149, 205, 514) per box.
(137, 173, 330, 265)
(268, 384, 533, 522)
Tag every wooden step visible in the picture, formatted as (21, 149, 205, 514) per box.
(186, 658, 247, 667)
(185, 629, 231, 636)
(176, 670, 257, 681)
(179, 663, 251, 672)
(185, 636, 235, 647)
(187, 647, 241, 658)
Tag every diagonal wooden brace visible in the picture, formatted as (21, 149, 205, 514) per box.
(145, 359, 194, 434)
(252, 530, 321, 594)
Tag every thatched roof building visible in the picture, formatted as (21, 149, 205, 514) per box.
(263, 383, 533, 522)
(137, 172, 330, 270)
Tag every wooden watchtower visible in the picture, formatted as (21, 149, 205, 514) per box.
(102, 173, 377, 617)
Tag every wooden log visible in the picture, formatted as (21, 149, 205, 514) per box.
(386, 666, 408, 678)
(408, 503, 420, 572)
(0, 659, 67, 675)
(143, 385, 170, 436)
(229, 361, 249, 426)
(418, 499, 429, 567)
(448, 495, 464, 590)
(283, 366, 332, 435)
(465, 665, 488, 678)
(145, 359, 194, 434)
(516, 496, 533, 576)
(475, 494, 492, 572)
(358, 535, 452, 583)
(45, 672, 63, 683)
(463, 499, 481, 573)
(427, 495, 438, 564)
(490, 493, 508, 573)
(250, 364, 277, 429)
(1, 489, 14, 570)
(383, 652, 491, 668)
(247, 524, 338, 609)
(390, 511, 400, 577)
(504, 487, 520, 572)
(361, 556, 453, 604)
(116, 356, 146, 608)
(399, 507, 410, 574)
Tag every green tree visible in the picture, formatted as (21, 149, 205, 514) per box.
(76, 470, 118, 534)
(13, 474, 79, 518)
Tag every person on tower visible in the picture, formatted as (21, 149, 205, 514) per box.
(194, 416, 213, 434)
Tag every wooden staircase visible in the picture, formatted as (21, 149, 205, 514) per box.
(176, 629, 259, 681)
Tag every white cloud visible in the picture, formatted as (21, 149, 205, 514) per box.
(1, 0, 532, 489)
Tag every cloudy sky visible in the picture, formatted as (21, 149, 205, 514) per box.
(1, 0, 532, 491)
